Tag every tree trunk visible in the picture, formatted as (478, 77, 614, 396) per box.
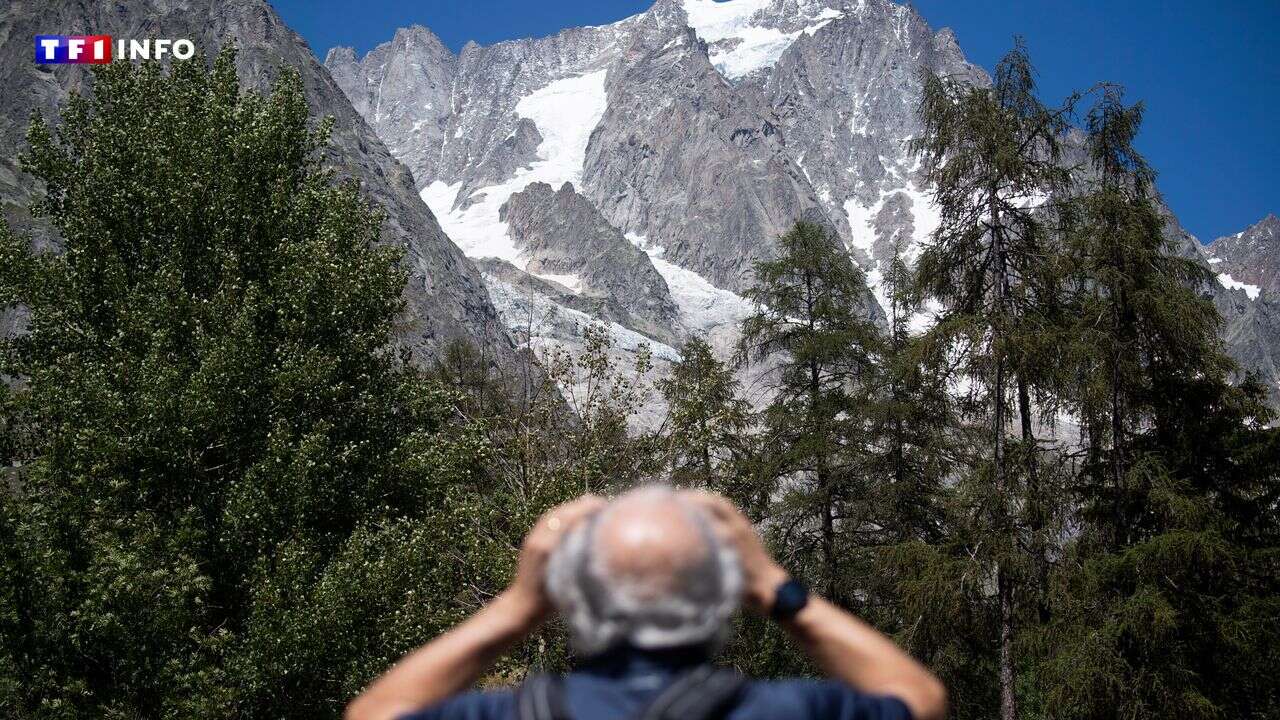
(698, 413, 713, 486)
(1017, 378, 1048, 622)
(990, 189, 1018, 720)
(805, 269, 837, 601)
(999, 565, 1018, 720)
(1111, 346, 1126, 546)
(814, 355, 836, 601)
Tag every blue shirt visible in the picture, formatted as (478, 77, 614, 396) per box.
(399, 648, 912, 720)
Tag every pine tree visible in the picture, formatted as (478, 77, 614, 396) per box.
(1062, 86, 1227, 543)
(911, 39, 1079, 720)
(737, 220, 883, 602)
(865, 230, 954, 545)
(1032, 85, 1280, 720)
(657, 336, 756, 495)
(1039, 375, 1280, 720)
(0, 51, 501, 717)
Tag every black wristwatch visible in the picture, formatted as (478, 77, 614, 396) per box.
(770, 578, 809, 621)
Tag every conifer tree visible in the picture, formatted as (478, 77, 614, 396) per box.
(1039, 374, 1280, 720)
(737, 220, 882, 602)
(911, 39, 1078, 720)
(1062, 87, 1227, 541)
(1032, 86, 1280, 720)
(865, 232, 954, 545)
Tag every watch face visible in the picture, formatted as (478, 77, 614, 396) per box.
(773, 579, 809, 619)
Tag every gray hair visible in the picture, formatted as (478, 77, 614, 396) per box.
(544, 487, 742, 656)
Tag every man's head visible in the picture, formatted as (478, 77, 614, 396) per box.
(545, 486, 742, 656)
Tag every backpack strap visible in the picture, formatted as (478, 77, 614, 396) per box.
(515, 673, 572, 720)
(640, 665, 747, 720)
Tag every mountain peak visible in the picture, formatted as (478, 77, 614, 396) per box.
(391, 24, 452, 56)
(1208, 213, 1280, 300)
(324, 46, 356, 66)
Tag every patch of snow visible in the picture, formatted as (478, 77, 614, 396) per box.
(419, 70, 610, 264)
(628, 232, 675, 261)
(1010, 187, 1050, 210)
(1208, 257, 1223, 265)
(646, 251, 756, 335)
(849, 93, 871, 136)
(845, 183, 942, 333)
(865, 267, 890, 320)
(532, 272, 584, 294)
(901, 182, 941, 261)
(484, 274, 681, 362)
(1218, 273, 1261, 300)
(844, 193, 887, 257)
(683, 0, 843, 79)
(907, 298, 942, 334)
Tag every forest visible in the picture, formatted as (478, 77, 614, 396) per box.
(1, 44, 1277, 719)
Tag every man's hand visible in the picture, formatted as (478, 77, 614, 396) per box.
(508, 494, 606, 618)
(682, 491, 948, 720)
(346, 494, 603, 720)
(681, 491, 789, 614)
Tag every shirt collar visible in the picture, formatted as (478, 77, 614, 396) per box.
(574, 643, 713, 678)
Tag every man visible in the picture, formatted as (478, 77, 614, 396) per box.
(347, 487, 947, 720)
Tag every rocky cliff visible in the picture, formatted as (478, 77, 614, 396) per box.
(0, 0, 517, 367)
(327, 0, 1279, 409)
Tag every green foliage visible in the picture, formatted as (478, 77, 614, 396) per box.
(1024, 84, 1280, 720)
(0, 51, 498, 718)
(656, 336, 755, 494)
(910, 40, 1088, 720)
(737, 221, 884, 601)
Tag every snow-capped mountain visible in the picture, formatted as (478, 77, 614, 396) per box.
(1203, 214, 1280, 402)
(1209, 214, 1280, 299)
(325, 0, 973, 342)
(325, 0, 1280, 409)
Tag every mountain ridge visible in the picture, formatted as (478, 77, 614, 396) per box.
(326, 0, 1280, 408)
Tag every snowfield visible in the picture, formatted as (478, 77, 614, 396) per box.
(683, 0, 843, 78)
(419, 70, 610, 265)
(1218, 272, 1262, 300)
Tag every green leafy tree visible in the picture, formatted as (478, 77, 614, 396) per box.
(656, 336, 756, 496)
(0, 51, 499, 718)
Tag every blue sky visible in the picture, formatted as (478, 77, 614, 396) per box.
(271, 0, 1278, 243)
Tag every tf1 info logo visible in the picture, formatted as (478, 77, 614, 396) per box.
(35, 35, 196, 65)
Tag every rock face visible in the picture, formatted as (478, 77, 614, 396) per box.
(1202, 214, 1280, 403)
(324, 0, 973, 368)
(0, 0, 517, 367)
(500, 182, 683, 346)
(327, 0, 982, 297)
(326, 0, 1280, 409)
(580, 23, 827, 294)
(1209, 214, 1280, 297)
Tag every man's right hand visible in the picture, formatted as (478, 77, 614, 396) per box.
(509, 494, 605, 620)
(681, 490, 948, 720)
(681, 491, 790, 615)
